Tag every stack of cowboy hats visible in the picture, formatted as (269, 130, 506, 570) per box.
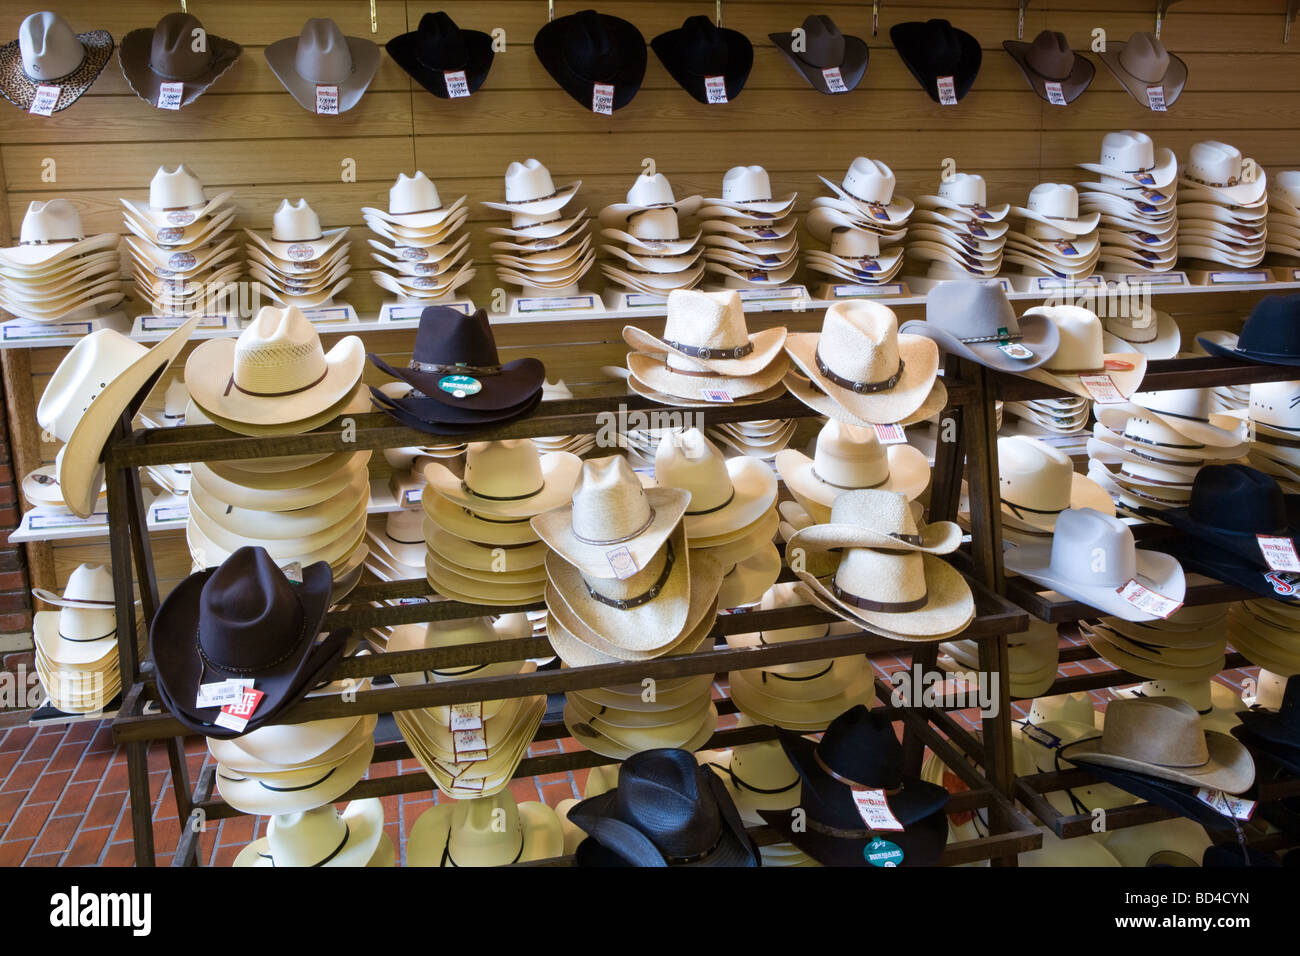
(599, 171, 704, 296)
(706, 417, 797, 460)
(30, 565, 128, 714)
(725, 583, 876, 731)
(778, 418, 931, 526)
(623, 288, 789, 406)
(1087, 390, 1249, 517)
(806, 158, 911, 287)
(368, 307, 546, 434)
(941, 618, 1061, 699)
(532, 380, 597, 457)
(1079, 603, 1230, 683)
(377, 431, 466, 510)
(485, 159, 594, 295)
(1076, 131, 1180, 274)
(364, 509, 425, 584)
(1266, 170, 1300, 261)
(21, 450, 105, 512)
(422, 440, 579, 606)
(654, 429, 780, 610)
(385, 614, 546, 798)
(1229, 600, 1300, 676)
(0, 200, 124, 324)
(407, 789, 563, 866)
(790, 489, 976, 642)
(1189, 330, 1249, 415)
(696, 165, 800, 290)
(265, 18, 378, 114)
(785, 299, 948, 427)
(1006, 183, 1101, 280)
(1004, 394, 1092, 437)
(0, 12, 113, 114)
(184, 308, 370, 591)
(988, 436, 1115, 548)
(907, 173, 1006, 280)
(1226, 379, 1300, 492)
(365, 171, 474, 302)
(1177, 141, 1268, 268)
(234, 799, 393, 867)
(123, 165, 240, 316)
(563, 670, 718, 761)
(244, 199, 351, 308)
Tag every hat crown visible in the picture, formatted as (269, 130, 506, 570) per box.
(1025, 30, 1074, 79)
(411, 307, 501, 369)
(730, 739, 800, 791)
(1027, 182, 1081, 220)
(383, 506, 423, 543)
(625, 172, 676, 207)
(1030, 305, 1103, 370)
(570, 456, 659, 546)
(829, 227, 880, 258)
(610, 748, 724, 859)
(36, 329, 149, 442)
(814, 705, 904, 789)
(925, 279, 1018, 340)
(462, 439, 546, 500)
(293, 18, 353, 85)
(1247, 377, 1300, 429)
(422, 615, 499, 650)
(1239, 296, 1300, 360)
(1274, 170, 1300, 206)
(1104, 305, 1159, 341)
(1186, 464, 1287, 535)
(937, 172, 988, 206)
(1185, 141, 1246, 187)
(721, 165, 774, 203)
(267, 805, 351, 866)
(1047, 508, 1137, 586)
(148, 165, 207, 211)
(813, 419, 889, 490)
(19, 199, 84, 245)
(908, 18, 964, 73)
(655, 429, 732, 513)
(413, 11, 467, 68)
(840, 157, 896, 205)
(61, 563, 114, 605)
(756, 581, 826, 643)
(1029, 691, 1095, 726)
(1134, 387, 1216, 425)
(1119, 32, 1169, 83)
(542, 378, 573, 400)
(1135, 679, 1214, 713)
(271, 199, 324, 242)
(1098, 697, 1210, 767)
(662, 288, 751, 354)
(818, 300, 904, 388)
(233, 306, 330, 396)
(447, 792, 525, 865)
(389, 171, 443, 215)
(828, 487, 918, 537)
(797, 15, 845, 68)
(999, 436, 1074, 514)
(197, 547, 309, 672)
(1120, 411, 1202, 450)
(678, 15, 729, 72)
(1098, 130, 1156, 172)
(18, 11, 84, 81)
(629, 207, 680, 240)
(149, 12, 213, 81)
(504, 158, 558, 203)
(561, 9, 619, 80)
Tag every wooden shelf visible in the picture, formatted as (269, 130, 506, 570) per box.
(995, 355, 1300, 404)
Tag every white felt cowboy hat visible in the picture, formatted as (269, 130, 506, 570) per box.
(120, 165, 234, 231)
(1013, 183, 1100, 236)
(363, 172, 468, 230)
(653, 428, 776, 539)
(407, 791, 564, 867)
(817, 157, 914, 227)
(702, 164, 796, 217)
(1077, 130, 1178, 191)
(0, 205, 119, 272)
(36, 316, 200, 518)
(481, 159, 580, 215)
(31, 565, 129, 667)
(244, 199, 349, 265)
(1180, 140, 1266, 207)
(599, 171, 702, 227)
(914, 172, 1010, 222)
(1020, 305, 1147, 401)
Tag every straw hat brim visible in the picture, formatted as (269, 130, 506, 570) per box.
(794, 556, 975, 640)
(0, 29, 114, 111)
(627, 367, 788, 407)
(405, 800, 563, 867)
(1000, 471, 1115, 532)
(1060, 728, 1253, 794)
(425, 451, 580, 519)
(1083, 629, 1226, 681)
(422, 489, 541, 547)
(717, 543, 782, 609)
(546, 590, 718, 668)
(423, 520, 547, 573)
(784, 331, 942, 425)
(32, 611, 116, 667)
(563, 669, 714, 712)
(787, 514, 961, 555)
(565, 701, 718, 761)
(729, 652, 866, 702)
(688, 505, 780, 564)
(191, 481, 368, 545)
(190, 454, 368, 512)
(234, 798, 386, 867)
(567, 690, 711, 730)
(776, 443, 931, 508)
(214, 736, 373, 816)
(426, 555, 544, 606)
(1077, 147, 1178, 191)
(426, 548, 546, 585)
(622, 325, 787, 377)
(676, 457, 777, 540)
(209, 712, 373, 771)
(730, 665, 876, 730)
(531, 485, 689, 580)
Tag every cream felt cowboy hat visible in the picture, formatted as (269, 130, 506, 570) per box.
(1098, 31, 1186, 110)
(915, 172, 1010, 222)
(997, 436, 1114, 533)
(363, 172, 467, 230)
(1014, 183, 1101, 236)
(1180, 141, 1266, 206)
(702, 165, 796, 217)
(127, 236, 238, 281)
(599, 172, 702, 228)
(1078, 176, 1175, 213)
(370, 264, 476, 301)
(1123, 388, 1249, 448)
(785, 300, 942, 426)
(36, 316, 199, 519)
(245, 200, 349, 265)
(120, 165, 234, 231)
(424, 441, 580, 520)
(818, 158, 914, 227)
(366, 509, 425, 568)
(776, 419, 930, 523)
(407, 792, 563, 867)
(702, 228, 798, 258)
(1003, 507, 1186, 621)
(21, 462, 99, 509)
(215, 733, 375, 816)
(726, 581, 856, 676)
(481, 159, 580, 215)
(0, 202, 119, 271)
(652, 429, 776, 539)
(234, 800, 389, 868)
(370, 234, 469, 273)
(911, 206, 1011, 242)
(1020, 305, 1147, 400)
(1102, 309, 1180, 359)
(789, 489, 974, 640)
(186, 306, 363, 426)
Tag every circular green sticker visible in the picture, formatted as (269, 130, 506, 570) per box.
(438, 375, 481, 399)
(864, 838, 904, 867)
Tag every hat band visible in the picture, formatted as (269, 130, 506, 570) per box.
(441, 835, 524, 867)
(1118, 469, 1192, 488)
(500, 187, 569, 206)
(19, 237, 84, 246)
(461, 478, 545, 502)
(812, 749, 903, 793)
(1043, 365, 1105, 375)
(582, 542, 675, 611)
(1186, 173, 1245, 189)
(58, 627, 116, 644)
(1002, 498, 1064, 519)
(661, 830, 725, 865)
(389, 205, 447, 216)
(663, 339, 754, 360)
(385, 531, 424, 546)
(1144, 408, 1212, 427)
(1122, 430, 1204, 451)
(427, 664, 489, 678)
(225, 368, 328, 399)
(1121, 446, 1192, 467)
(461, 508, 533, 526)
(686, 488, 735, 517)
(836, 182, 892, 210)
(1255, 431, 1300, 450)
(218, 765, 337, 793)
(815, 351, 906, 395)
(960, 331, 1024, 345)
(664, 363, 729, 379)
(272, 823, 350, 868)
(810, 468, 886, 491)
(761, 661, 835, 683)
(831, 581, 928, 613)
(412, 361, 502, 378)
(571, 507, 657, 546)
(713, 762, 799, 796)
(197, 609, 310, 676)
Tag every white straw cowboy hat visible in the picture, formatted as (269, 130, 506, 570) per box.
(216, 733, 375, 816)
(481, 159, 580, 215)
(422, 487, 542, 547)
(234, 799, 388, 868)
(1013, 183, 1100, 236)
(717, 544, 781, 608)
(0, 200, 119, 270)
(407, 791, 564, 867)
(186, 305, 364, 426)
(366, 509, 425, 568)
(1179, 140, 1266, 206)
(1078, 130, 1178, 191)
(699, 740, 802, 827)
(190, 451, 368, 514)
(997, 436, 1113, 533)
(425, 440, 581, 520)
(363, 172, 468, 230)
(31, 564, 133, 666)
(653, 429, 776, 539)
(915, 172, 1010, 222)
(1123, 388, 1249, 448)
(623, 288, 787, 377)
(265, 17, 379, 113)
(1098, 32, 1186, 110)
(777, 419, 930, 522)
(728, 665, 877, 732)
(818, 157, 914, 227)
(726, 581, 848, 676)
(245, 199, 349, 265)
(1003, 507, 1186, 621)
(1020, 305, 1147, 400)
(789, 489, 974, 640)
(37, 317, 199, 519)
(599, 171, 702, 227)
(544, 589, 715, 668)
(0, 12, 113, 113)
(785, 299, 943, 426)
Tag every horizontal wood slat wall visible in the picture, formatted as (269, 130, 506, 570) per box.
(3, 0, 1300, 597)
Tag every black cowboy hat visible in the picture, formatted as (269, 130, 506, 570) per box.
(151, 547, 348, 739)
(1143, 535, 1300, 604)
(1198, 294, 1300, 366)
(769, 15, 868, 96)
(1233, 674, 1300, 756)
(889, 19, 981, 104)
(387, 11, 494, 98)
(652, 15, 752, 104)
(758, 706, 950, 866)
(568, 748, 759, 867)
(534, 9, 646, 112)
(368, 382, 544, 433)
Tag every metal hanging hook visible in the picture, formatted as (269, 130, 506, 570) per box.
(549, 0, 555, 23)
(1018, 0, 1029, 40)
(180, 0, 186, 11)
(1155, 0, 1173, 37)
(716, 0, 723, 27)
(1287, 0, 1298, 42)
(370, 0, 377, 33)
(872, 1, 880, 37)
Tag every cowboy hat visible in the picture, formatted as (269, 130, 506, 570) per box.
(30, 565, 128, 667)
(717, 544, 781, 608)
(1078, 131, 1179, 191)
(215, 734, 374, 816)
(890, 19, 981, 104)
(407, 791, 563, 866)
(1098, 32, 1187, 110)
(388, 12, 494, 99)
(901, 280, 1059, 372)
(118, 12, 241, 109)
(1198, 294, 1300, 366)
(1148, 465, 1300, 566)
(1004, 30, 1094, 104)
(728, 662, 877, 731)
(544, 590, 716, 669)
(770, 15, 868, 95)
(534, 9, 646, 112)
(997, 435, 1114, 533)
(1020, 305, 1147, 400)
(651, 15, 752, 104)
(0, 12, 113, 113)
(699, 740, 802, 827)
(626, 288, 787, 375)
(1181, 140, 1266, 206)
(818, 158, 915, 227)
(915, 172, 1010, 222)
(1014, 183, 1101, 236)
(1116, 676, 1242, 736)
(234, 799, 387, 867)
(0, 201, 118, 270)
(422, 489, 542, 549)
(266, 18, 378, 112)
(653, 429, 776, 539)
(244, 200, 349, 266)
(208, 708, 375, 772)
(424, 440, 579, 520)
(482, 158, 581, 215)
(1102, 308, 1180, 359)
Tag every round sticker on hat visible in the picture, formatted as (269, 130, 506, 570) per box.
(438, 375, 481, 399)
(166, 210, 197, 227)
(864, 838, 904, 867)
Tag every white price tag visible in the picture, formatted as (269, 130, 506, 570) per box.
(592, 83, 614, 115)
(605, 545, 639, 580)
(1044, 80, 1067, 106)
(1078, 373, 1125, 405)
(703, 75, 729, 104)
(315, 84, 340, 114)
(1195, 788, 1255, 820)
(156, 82, 185, 111)
(936, 75, 958, 106)
(443, 70, 470, 98)
(701, 388, 734, 403)
(850, 788, 905, 832)
(822, 66, 848, 93)
(195, 679, 253, 709)
(1145, 85, 1167, 111)
(452, 727, 488, 761)
(449, 702, 483, 732)
(1116, 578, 1183, 619)
(28, 84, 61, 116)
(280, 561, 304, 584)
(872, 423, 907, 445)
(1257, 535, 1300, 572)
